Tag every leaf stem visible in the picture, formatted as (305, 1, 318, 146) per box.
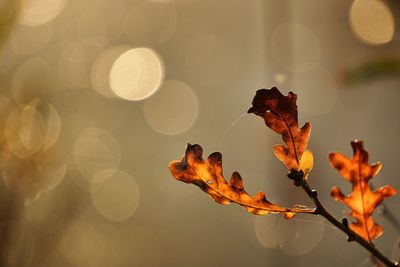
(288, 169, 397, 267)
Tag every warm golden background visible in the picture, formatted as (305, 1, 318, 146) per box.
(0, 0, 399, 266)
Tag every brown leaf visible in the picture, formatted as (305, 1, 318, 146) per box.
(248, 87, 312, 173)
(329, 140, 397, 242)
(169, 143, 315, 218)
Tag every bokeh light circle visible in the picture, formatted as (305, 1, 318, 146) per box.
(18, 0, 67, 27)
(4, 100, 61, 160)
(5, 102, 46, 158)
(109, 47, 164, 101)
(91, 45, 131, 98)
(350, 0, 395, 45)
(143, 80, 199, 135)
(91, 169, 140, 222)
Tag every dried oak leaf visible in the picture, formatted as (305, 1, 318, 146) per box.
(329, 140, 397, 242)
(169, 143, 315, 219)
(248, 87, 313, 177)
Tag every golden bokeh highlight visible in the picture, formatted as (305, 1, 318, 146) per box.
(124, 0, 177, 46)
(109, 47, 164, 101)
(72, 128, 121, 183)
(17, 0, 66, 27)
(143, 80, 199, 135)
(271, 23, 321, 72)
(91, 45, 131, 98)
(5, 102, 46, 158)
(0, 1, 397, 266)
(4, 100, 61, 159)
(91, 169, 140, 222)
(350, 0, 395, 45)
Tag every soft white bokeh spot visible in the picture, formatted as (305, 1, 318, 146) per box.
(18, 0, 66, 26)
(350, 0, 395, 45)
(91, 45, 131, 98)
(110, 47, 164, 101)
(143, 80, 198, 135)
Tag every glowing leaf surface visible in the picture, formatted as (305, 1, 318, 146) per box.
(329, 140, 396, 242)
(169, 143, 315, 218)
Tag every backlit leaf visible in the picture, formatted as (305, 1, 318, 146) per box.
(329, 140, 397, 242)
(248, 87, 312, 175)
(169, 143, 315, 218)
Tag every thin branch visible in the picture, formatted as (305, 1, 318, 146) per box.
(287, 169, 397, 267)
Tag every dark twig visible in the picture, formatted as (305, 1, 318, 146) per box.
(288, 169, 397, 267)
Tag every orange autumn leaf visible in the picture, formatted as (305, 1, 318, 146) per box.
(248, 87, 313, 177)
(329, 140, 397, 242)
(169, 143, 315, 218)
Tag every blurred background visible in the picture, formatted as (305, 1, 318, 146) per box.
(0, 0, 399, 266)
